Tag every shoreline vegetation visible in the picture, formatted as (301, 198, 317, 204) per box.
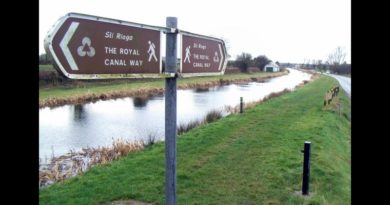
(39, 73, 319, 189)
(39, 68, 289, 108)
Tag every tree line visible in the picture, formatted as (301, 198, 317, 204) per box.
(301, 47, 350, 74)
(227, 53, 274, 72)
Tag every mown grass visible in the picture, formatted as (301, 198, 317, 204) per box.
(39, 71, 284, 101)
(39, 64, 56, 72)
(39, 76, 350, 205)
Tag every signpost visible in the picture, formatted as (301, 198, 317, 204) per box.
(44, 13, 164, 79)
(44, 13, 229, 205)
(180, 32, 227, 77)
(165, 17, 178, 205)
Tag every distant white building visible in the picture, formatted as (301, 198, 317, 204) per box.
(264, 62, 280, 72)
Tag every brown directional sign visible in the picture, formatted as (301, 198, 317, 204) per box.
(180, 33, 227, 77)
(44, 13, 163, 79)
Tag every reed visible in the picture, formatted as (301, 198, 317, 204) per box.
(177, 109, 223, 135)
(39, 138, 144, 188)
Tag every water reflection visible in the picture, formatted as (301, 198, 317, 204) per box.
(133, 97, 149, 108)
(195, 87, 210, 92)
(73, 104, 86, 121)
(40, 69, 311, 159)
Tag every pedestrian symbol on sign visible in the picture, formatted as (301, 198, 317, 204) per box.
(184, 46, 191, 63)
(148, 41, 158, 62)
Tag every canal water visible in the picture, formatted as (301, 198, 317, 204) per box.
(39, 68, 311, 160)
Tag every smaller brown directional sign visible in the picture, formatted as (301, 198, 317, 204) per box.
(44, 13, 163, 79)
(180, 33, 227, 77)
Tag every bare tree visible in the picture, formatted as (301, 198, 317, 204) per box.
(316, 60, 324, 71)
(327, 47, 346, 65)
(311, 59, 317, 69)
(302, 58, 311, 69)
(235, 52, 252, 72)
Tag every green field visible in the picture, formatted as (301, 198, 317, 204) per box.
(39, 76, 350, 205)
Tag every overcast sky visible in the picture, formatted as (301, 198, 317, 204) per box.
(39, 0, 350, 64)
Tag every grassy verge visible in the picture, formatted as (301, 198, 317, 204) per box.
(39, 64, 56, 72)
(39, 70, 287, 107)
(39, 76, 350, 205)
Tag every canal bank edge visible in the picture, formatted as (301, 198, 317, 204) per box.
(39, 70, 289, 108)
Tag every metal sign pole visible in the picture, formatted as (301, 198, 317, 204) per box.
(165, 17, 178, 205)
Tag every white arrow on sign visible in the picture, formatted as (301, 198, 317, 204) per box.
(60, 22, 80, 70)
(218, 44, 224, 71)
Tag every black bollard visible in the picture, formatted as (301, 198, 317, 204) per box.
(302, 141, 311, 195)
(240, 97, 244, 113)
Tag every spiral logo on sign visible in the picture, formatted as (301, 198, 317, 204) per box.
(77, 37, 95, 57)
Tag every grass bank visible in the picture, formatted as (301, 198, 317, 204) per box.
(39, 69, 288, 108)
(39, 64, 56, 72)
(40, 76, 350, 205)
